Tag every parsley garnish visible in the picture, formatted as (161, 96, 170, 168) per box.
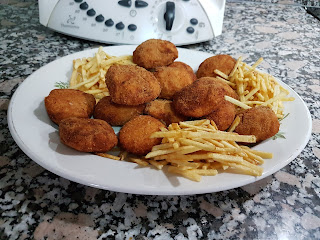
(54, 81, 69, 89)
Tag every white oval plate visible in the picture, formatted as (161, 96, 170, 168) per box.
(8, 45, 312, 195)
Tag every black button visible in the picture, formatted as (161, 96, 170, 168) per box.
(116, 22, 125, 30)
(190, 18, 198, 25)
(80, 2, 88, 10)
(186, 27, 194, 33)
(95, 14, 104, 22)
(118, 0, 132, 7)
(183, 0, 190, 1)
(87, 9, 96, 16)
(128, 24, 137, 31)
(135, 0, 148, 8)
(105, 19, 114, 27)
(74, 0, 83, 2)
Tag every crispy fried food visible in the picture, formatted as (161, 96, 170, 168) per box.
(59, 117, 118, 152)
(45, 89, 95, 125)
(105, 64, 161, 105)
(196, 54, 236, 79)
(234, 106, 280, 142)
(144, 99, 188, 125)
(93, 96, 145, 126)
(133, 39, 178, 69)
(153, 61, 197, 99)
(204, 100, 237, 131)
(173, 77, 239, 118)
(119, 115, 166, 155)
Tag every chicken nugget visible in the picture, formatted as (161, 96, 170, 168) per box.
(196, 54, 236, 78)
(106, 64, 161, 105)
(204, 100, 237, 131)
(173, 77, 238, 118)
(133, 39, 178, 69)
(119, 115, 165, 155)
(234, 106, 280, 142)
(59, 117, 118, 152)
(153, 61, 197, 99)
(93, 96, 145, 126)
(144, 99, 187, 125)
(45, 89, 95, 125)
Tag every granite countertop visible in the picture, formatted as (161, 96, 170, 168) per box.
(1, 1, 320, 239)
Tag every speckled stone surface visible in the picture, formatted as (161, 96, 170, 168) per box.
(1, 1, 320, 239)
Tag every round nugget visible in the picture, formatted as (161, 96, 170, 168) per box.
(93, 96, 145, 126)
(106, 64, 161, 105)
(144, 99, 188, 125)
(173, 77, 238, 118)
(45, 89, 95, 125)
(234, 106, 280, 142)
(133, 39, 178, 69)
(153, 61, 197, 99)
(59, 117, 118, 152)
(119, 115, 165, 155)
(196, 54, 236, 78)
(204, 101, 236, 131)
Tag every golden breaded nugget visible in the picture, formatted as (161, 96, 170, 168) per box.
(119, 115, 165, 155)
(133, 39, 178, 69)
(106, 64, 161, 105)
(173, 77, 238, 118)
(153, 61, 197, 99)
(205, 100, 237, 131)
(45, 89, 95, 125)
(93, 96, 145, 126)
(59, 117, 118, 152)
(144, 99, 187, 125)
(235, 106, 280, 142)
(196, 54, 236, 78)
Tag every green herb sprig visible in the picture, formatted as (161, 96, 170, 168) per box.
(54, 81, 69, 89)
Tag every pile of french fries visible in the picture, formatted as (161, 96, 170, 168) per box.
(215, 57, 294, 119)
(69, 47, 135, 101)
(130, 119, 273, 182)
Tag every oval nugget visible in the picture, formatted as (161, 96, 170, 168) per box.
(173, 77, 238, 118)
(144, 99, 187, 125)
(119, 115, 165, 155)
(153, 61, 197, 99)
(93, 96, 145, 126)
(45, 89, 95, 125)
(234, 106, 280, 142)
(204, 100, 237, 131)
(59, 117, 118, 152)
(196, 54, 236, 79)
(106, 64, 161, 105)
(133, 39, 178, 69)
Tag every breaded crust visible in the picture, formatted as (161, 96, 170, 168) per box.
(144, 99, 187, 125)
(106, 64, 161, 105)
(196, 54, 236, 78)
(204, 100, 237, 131)
(133, 39, 178, 69)
(153, 61, 197, 99)
(119, 115, 165, 155)
(45, 89, 95, 125)
(234, 106, 280, 142)
(59, 117, 118, 152)
(173, 77, 238, 118)
(93, 96, 145, 126)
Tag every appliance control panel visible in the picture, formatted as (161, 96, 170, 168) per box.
(39, 0, 226, 45)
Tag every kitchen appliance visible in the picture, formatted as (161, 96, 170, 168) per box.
(38, 0, 226, 45)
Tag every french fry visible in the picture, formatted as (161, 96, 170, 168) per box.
(68, 47, 135, 101)
(143, 120, 272, 181)
(95, 152, 120, 161)
(215, 57, 294, 118)
(130, 158, 149, 167)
